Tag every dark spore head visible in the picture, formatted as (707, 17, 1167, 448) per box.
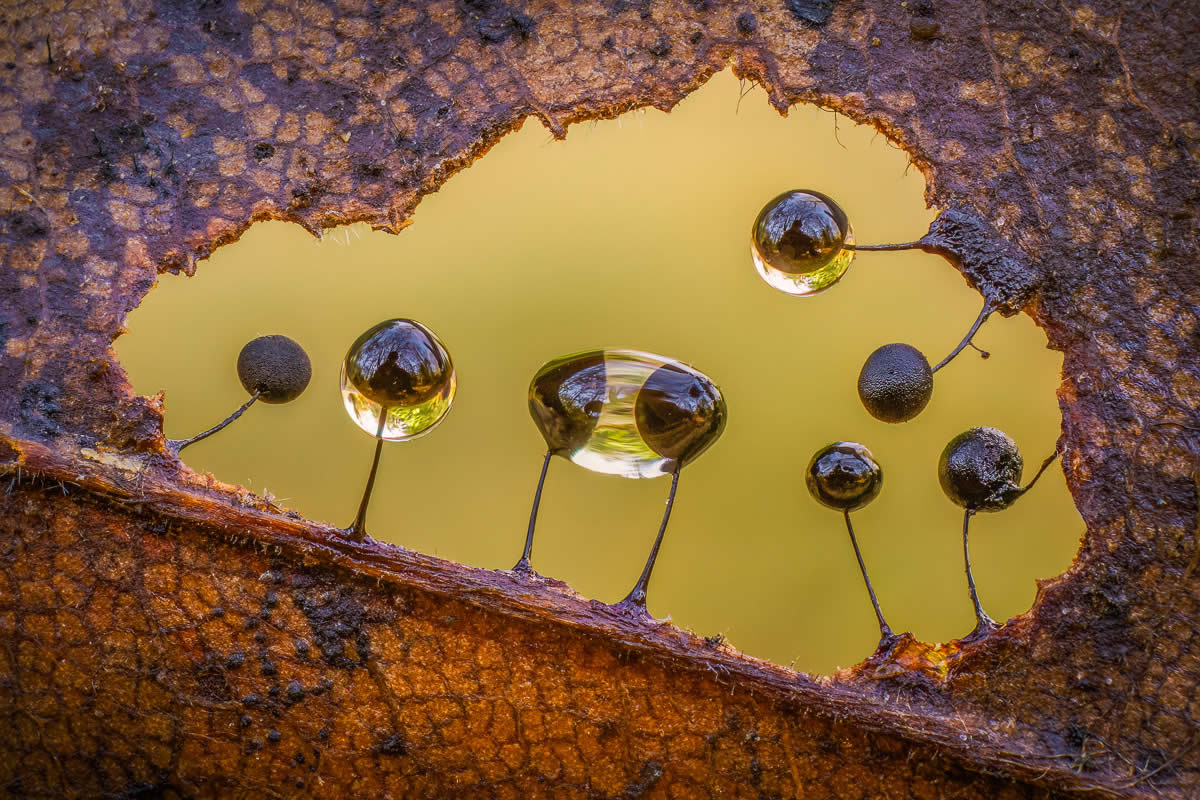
(857, 343, 934, 423)
(237, 335, 312, 403)
(806, 441, 882, 511)
(528, 350, 608, 455)
(634, 362, 727, 468)
(938, 426, 1023, 511)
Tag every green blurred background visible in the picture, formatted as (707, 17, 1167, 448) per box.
(117, 71, 1082, 675)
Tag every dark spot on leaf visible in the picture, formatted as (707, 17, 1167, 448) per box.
(785, 0, 834, 26)
(378, 733, 408, 756)
(622, 761, 663, 797)
(355, 162, 386, 179)
(6, 212, 47, 239)
(195, 661, 232, 701)
(910, 20, 940, 40)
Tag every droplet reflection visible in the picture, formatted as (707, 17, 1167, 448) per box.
(751, 190, 855, 296)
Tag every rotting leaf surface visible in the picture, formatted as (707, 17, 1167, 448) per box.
(0, 1, 1198, 797)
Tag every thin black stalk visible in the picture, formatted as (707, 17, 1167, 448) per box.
(843, 510, 894, 644)
(843, 240, 925, 252)
(1019, 451, 1059, 495)
(618, 467, 681, 612)
(514, 451, 552, 573)
(933, 298, 995, 373)
(347, 411, 388, 540)
(962, 509, 997, 639)
(171, 390, 261, 454)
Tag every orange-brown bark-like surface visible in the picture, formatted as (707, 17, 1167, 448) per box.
(0, 0, 1197, 797)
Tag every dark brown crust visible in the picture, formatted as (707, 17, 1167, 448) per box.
(0, 0, 1197, 797)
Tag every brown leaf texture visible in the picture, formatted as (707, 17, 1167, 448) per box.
(0, 0, 1197, 797)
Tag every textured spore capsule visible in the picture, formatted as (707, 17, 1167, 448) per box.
(858, 343, 934, 423)
(529, 349, 726, 478)
(751, 190, 855, 296)
(237, 335, 312, 403)
(341, 319, 456, 441)
(171, 333, 310, 454)
(938, 427, 1023, 511)
(806, 441, 883, 511)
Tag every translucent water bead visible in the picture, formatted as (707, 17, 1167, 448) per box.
(528, 349, 727, 479)
(751, 190, 855, 296)
(340, 319, 456, 441)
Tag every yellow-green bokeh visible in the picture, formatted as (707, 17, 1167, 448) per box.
(117, 71, 1082, 675)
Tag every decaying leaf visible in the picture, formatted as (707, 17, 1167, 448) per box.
(0, 0, 1197, 797)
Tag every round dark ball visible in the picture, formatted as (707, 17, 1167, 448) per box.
(237, 335, 312, 404)
(806, 441, 883, 512)
(858, 343, 934, 423)
(938, 427, 1023, 511)
(752, 190, 852, 276)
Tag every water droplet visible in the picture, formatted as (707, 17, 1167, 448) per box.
(751, 190, 854, 296)
(529, 349, 726, 478)
(340, 319, 456, 441)
(806, 441, 882, 511)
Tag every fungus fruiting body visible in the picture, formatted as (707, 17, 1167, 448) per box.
(938, 427, 1058, 639)
(806, 441, 896, 646)
(171, 334, 311, 454)
(520, 349, 726, 614)
(340, 319, 456, 539)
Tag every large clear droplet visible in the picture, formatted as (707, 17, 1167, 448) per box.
(751, 189, 855, 296)
(340, 319, 456, 441)
(528, 349, 726, 478)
